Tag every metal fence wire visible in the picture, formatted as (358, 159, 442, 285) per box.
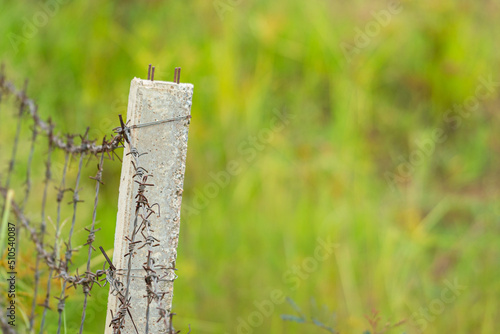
(0, 65, 187, 334)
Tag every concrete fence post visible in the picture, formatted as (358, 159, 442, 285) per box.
(105, 75, 193, 333)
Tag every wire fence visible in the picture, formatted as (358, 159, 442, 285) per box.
(0, 65, 187, 333)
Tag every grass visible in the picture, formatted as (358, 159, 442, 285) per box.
(0, 0, 499, 333)
(0, 189, 14, 255)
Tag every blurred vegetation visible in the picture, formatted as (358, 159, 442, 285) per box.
(0, 0, 499, 333)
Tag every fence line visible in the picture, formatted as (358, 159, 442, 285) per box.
(0, 65, 191, 334)
(0, 66, 125, 333)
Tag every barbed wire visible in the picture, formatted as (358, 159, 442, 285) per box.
(0, 68, 125, 333)
(113, 116, 173, 333)
(0, 67, 190, 334)
(0, 69, 125, 155)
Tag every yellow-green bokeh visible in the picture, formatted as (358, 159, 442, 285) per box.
(0, 0, 499, 333)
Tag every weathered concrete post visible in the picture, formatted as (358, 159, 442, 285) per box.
(105, 75, 193, 333)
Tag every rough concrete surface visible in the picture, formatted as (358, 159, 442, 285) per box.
(105, 78, 193, 333)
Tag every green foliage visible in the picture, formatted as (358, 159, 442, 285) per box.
(281, 298, 405, 333)
(281, 297, 337, 333)
(1, 0, 499, 333)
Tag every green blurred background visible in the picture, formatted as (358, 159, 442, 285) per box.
(1, 0, 499, 333)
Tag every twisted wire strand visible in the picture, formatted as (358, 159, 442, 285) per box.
(0, 70, 189, 334)
(0, 71, 125, 333)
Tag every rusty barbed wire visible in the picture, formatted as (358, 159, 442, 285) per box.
(111, 113, 184, 334)
(78, 136, 108, 334)
(56, 144, 85, 334)
(0, 75, 125, 154)
(0, 69, 126, 333)
(39, 147, 71, 333)
(30, 124, 53, 332)
(0, 186, 114, 330)
(0, 68, 191, 334)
